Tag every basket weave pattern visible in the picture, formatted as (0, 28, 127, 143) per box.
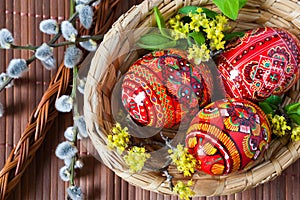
(84, 0, 300, 196)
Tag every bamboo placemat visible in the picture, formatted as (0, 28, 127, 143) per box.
(0, 0, 299, 199)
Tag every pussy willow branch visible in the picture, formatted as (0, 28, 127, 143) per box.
(9, 35, 104, 50)
(0, 0, 107, 93)
(0, 11, 77, 92)
(69, 65, 78, 187)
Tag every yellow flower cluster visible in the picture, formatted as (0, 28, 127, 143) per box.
(168, 144, 197, 177)
(107, 123, 130, 154)
(268, 114, 291, 137)
(188, 44, 210, 63)
(291, 126, 300, 141)
(123, 146, 151, 173)
(168, 9, 228, 63)
(173, 180, 195, 200)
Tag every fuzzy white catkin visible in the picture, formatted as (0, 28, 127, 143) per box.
(0, 73, 14, 88)
(92, 0, 101, 6)
(55, 95, 73, 112)
(55, 141, 78, 159)
(79, 38, 97, 52)
(39, 19, 59, 35)
(74, 116, 88, 138)
(64, 46, 83, 68)
(64, 126, 77, 141)
(75, 159, 84, 169)
(64, 157, 73, 167)
(0, 103, 4, 118)
(0, 28, 14, 49)
(61, 21, 78, 42)
(41, 56, 56, 70)
(76, 5, 94, 29)
(6, 59, 28, 78)
(35, 43, 53, 61)
(59, 165, 71, 182)
(67, 186, 84, 200)
(77, 77, 86, 95)
(75, 0, 93, 5)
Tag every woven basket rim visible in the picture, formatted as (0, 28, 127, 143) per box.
(84, 0, 300, 196)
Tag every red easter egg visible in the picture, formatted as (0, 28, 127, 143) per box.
(185, 98, 271, 175)
(121, 49, 213, 128)
(217, 27, 300, 101)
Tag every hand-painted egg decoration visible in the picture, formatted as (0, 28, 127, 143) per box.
(217, 27, 300, 101)
(121, 49, 213, 128)
(185, 98, 271, 175)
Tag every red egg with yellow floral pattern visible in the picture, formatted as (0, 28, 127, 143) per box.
(216, 27, 300, 102)
(185, 98, 271, 175)
(121, 49, 214, 129)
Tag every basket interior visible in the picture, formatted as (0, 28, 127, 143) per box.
(84, 0, 300, 196)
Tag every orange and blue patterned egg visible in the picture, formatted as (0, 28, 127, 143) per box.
(216, 27, 300, 102)
(185, 98, 271, 175)
(121, 49, 214, 128)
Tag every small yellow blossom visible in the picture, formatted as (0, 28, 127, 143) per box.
(173, 180, 195, 200)
(168, 144, 197, 177)
(268, 114, 291, 137)
(196, 7, 203, 13)
(123, 146, 151, 173)
(107, 123, 130, 154)
(291, 126, 300, 141)
(187, 44, 210, 64)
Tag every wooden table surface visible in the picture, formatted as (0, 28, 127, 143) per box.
(0, 0, 299, 199)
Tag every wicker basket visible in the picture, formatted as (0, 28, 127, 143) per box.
(84, 0, 300, 196)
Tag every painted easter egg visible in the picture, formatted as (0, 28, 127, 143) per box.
(185, 98, 271, 175)
(217, 27, 300, 101)
(121, 49, 214, 129)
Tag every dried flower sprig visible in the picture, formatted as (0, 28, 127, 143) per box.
(107, 123, 151, 172)
(268, 114, 291, 137)
(168, 144, 197, 177)
(291, 126, 300, 141)
(137, 6, 243, 65)
(173, 180, 195, 200)
(259, 96, 300, 141)
(123, 146, 151, 173)
(107, 123, 130, 154)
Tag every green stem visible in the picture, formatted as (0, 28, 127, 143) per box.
(69, 156, 76, 186)
(68, 0, 77, 188)
(10, 44, 39, 50)
(68, 65, 79, 187)
(70, 0, 75, 16)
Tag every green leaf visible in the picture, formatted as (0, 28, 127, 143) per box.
(178, 6, 198, 15)
(212, 0, 239, 20)
(201, 7, 218, 19)
(178, 6, 218, 19)
(138, 33, 177, 50)
(224, 32, 245, 41)
(258, 102, 275, 115)
(284, 102, 300, 114)
(153, 7, 167, 35)
(137, 34, 177, 50)
(175, 39, 188, 50)
(289, 114, 300, 125)
(265, 95, 282, 106)
(239, 0, 248, 9)
(188, 31, 205, 45)
(138, 33, 171, 44)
